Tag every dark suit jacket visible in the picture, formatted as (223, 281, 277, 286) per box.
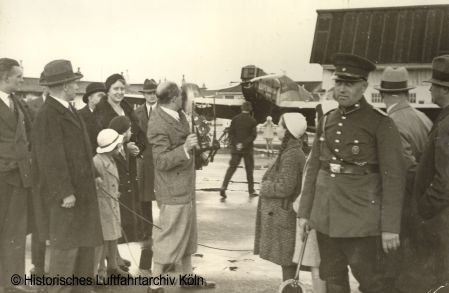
(228, 112, 257, 153)
(147, 106, 195, 205)
(31, 96, 102, 249)
(78, 105, 101, 154)
(134, 103, 155, 201)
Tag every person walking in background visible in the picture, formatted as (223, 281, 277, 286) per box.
(254, 113, 307, 283)
(220, 101, 258, 199)
(297, 53, 406, 293)
(261, 115, 276, 156)
(93, 129, 128, 278)
(134, 78, 158, 272)
(32, 60, 102, 293)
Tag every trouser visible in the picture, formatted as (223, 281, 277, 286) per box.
(31, 232, 46, 273)
(0, 173, 28, 288)
(222, 151, 255, 193)
(48, 246, 95, 293)
(316, 232, 390, 293)
(139, 201, 153, 270)
(281, 265, 296, 281)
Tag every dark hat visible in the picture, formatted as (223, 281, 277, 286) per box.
(83, 82, 106, 104)
(425, 55, 449, 88)
(241, 101, 252, 112)
(105, 73, 126, 93)
(139, 79, 158, 93)
(374, 67, 415, 92)
(39, 60, 83, 86)
(108, 116, 131, 135)
(332, 53, 376, 81)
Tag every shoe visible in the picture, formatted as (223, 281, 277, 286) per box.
(121, 258, 131, 267)
(118, 264, 129, 272)
(29, 267, 46, 276)
(181, 279, 216, 290)
(219, 189, 227, 199)
(107, 267, 132, 277)
(5, 285, 38, 293)
(249, 192, 258, 198)
(147, 288, 164, 293)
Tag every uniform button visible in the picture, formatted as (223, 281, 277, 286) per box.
(335, 139, 340, 143)
(341, 116, 347, 120)
(334, 149, 339, 152)
(338, 122, 343, 126)
(128, 189, 132, 192)
(336, 131, 342, 135)
(319, 137, 325, 142)
(332, 156, 337, 160)
(330, 174, 336, 178)
(371, 200, 376, 204)
(128, 181, 131, 183)
(354, 140, 359, 144)
(355, 103, 360, 107)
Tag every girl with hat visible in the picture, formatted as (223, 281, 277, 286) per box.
(93, 129, 129, 278)
(254, 113, 314, 284)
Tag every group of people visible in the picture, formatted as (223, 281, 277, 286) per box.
(0, 58, 216, 293)
(252, 53, 449, 293)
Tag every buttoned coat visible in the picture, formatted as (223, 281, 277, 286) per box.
(228, 112, 257, 154)
(298, 98, 406, 237)
(31, 96, 103, 249)
(78, 105, 101, 154)
(93, 153, 121, 241)
(134, 103, 155, 202)
(254, 138, 305, 265)
(147, 106, 195, 205)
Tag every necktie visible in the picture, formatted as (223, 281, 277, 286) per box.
(148, 106, 152, 119)
(69, 101, 76, 113)
(8, 95, 15, 112)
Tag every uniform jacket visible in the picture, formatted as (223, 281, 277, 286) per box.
(228, 112, 257, 153)
(298, 97, 406, 237)
(388, 101, 432, 171)
(78, 105, 101, 155)
(31, 96, 102, 249)
(415, 105, 449, 220)
(254, 138, 305, 265)
(0, 94, 32, 187)
(134, 103, 155, 201)
(147, 106, 195, 205)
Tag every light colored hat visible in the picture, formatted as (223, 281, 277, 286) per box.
(96, 129, 123, 154)
(281, 113, 307, 139)
(374, 66, 415, 92)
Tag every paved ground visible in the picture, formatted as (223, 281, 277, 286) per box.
(24, 148, 360, 293)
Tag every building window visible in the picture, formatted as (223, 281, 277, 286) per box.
(371, 93, 382, 103)
(408, 93, 416, 103)
(225, 95, 234, 99)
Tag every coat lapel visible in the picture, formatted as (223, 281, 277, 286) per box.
(47, 96, 81, 129)
(99, 154, 119, 181)
(389, 100, 411, 114)
(156, 106, 190, 135)
(0, 98, 17, 130)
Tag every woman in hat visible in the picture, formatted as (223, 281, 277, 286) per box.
(93, 74, 145, 268)
(254, 113, 309, 282)
(93, 129, 128, 277)
(261, 115, 276, 156)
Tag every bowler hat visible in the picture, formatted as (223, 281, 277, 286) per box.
(139, 79, 158, 93)
(425, 55, 449, 88)
(332, 53, 376, 81)
(83, 82, 106, 104)
(40, 60, 83, 86)
(374, 67, 415, 92)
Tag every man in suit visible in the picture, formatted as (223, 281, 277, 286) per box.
(220, 101, 258, 199)
(147, 81, 214, 293)
(134, 78, 158, 271)
(396, 55, 449, 293)
(78, 82, 106, 153)
(297, 53, 406, 293)
(31, 60, 102, 293)
(0, 58, 35, 293)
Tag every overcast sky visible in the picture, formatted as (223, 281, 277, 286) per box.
(0, 0, 447, 88)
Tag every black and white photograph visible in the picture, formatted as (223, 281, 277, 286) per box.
(0, 0, 449, 292)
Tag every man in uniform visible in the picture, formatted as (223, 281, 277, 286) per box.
(220, 101, 258, 199)
(396, 55, 449, 292)
(297, 53, 406, 293)
(0, 58, 34, 293)
(134, 78, 158, 271)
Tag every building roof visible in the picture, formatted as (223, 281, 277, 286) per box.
(310, 4, 449, 65)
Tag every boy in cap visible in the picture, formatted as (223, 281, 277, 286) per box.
(297, 53, 406, 293)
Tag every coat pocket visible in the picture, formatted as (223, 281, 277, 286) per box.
(273, 204, 296, 230)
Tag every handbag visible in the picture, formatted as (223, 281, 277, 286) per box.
(278, 230, 309, 293)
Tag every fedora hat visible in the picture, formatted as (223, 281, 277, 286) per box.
(96, 129, 123, 154)
(374, 66, 415, 92)
(40, 60, 83, 86)
(332, 53, 376, 81)
(139, 79, 158, 93)
(83, 82, 106, 104)
(425, 55, 449, 88)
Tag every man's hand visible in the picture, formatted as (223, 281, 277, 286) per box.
(297, 218, 309, 241)
(236, 143, 243, 151)
(382, 232, 400, 253)
(61, 195, 76, 208)
(184, 134, 199, 152)
(126, 142, 140, 156)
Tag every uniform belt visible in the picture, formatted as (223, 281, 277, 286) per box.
(320, 162, 379, 175)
